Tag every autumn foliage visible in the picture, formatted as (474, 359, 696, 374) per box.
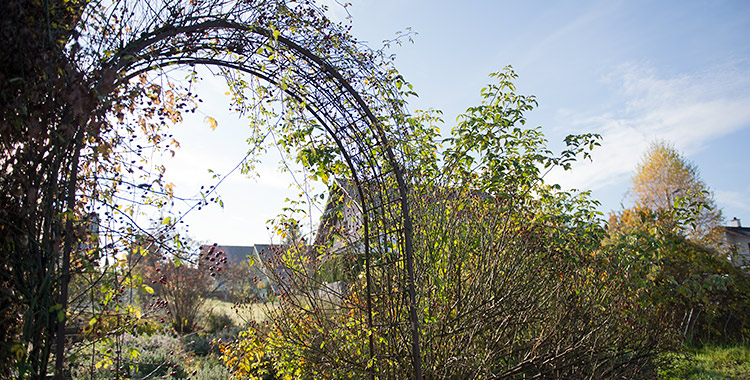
(631, 141, 724, 244)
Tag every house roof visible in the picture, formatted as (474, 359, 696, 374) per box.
(253, 244, 285, 262)
(200, 243, 311, 265)
(725, 226, 750, 238)
(200, 244, 273, 265)
(216, 245, 256, 264)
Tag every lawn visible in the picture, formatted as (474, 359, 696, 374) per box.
(660, 345, 750, 380)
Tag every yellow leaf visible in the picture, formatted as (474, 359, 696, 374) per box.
(205, 116, 218, 130)
(165, 182, 175, 197)
(11, 344, 25, 360)
(142, 285, 154, 294)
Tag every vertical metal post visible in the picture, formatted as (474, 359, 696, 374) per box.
(399, 188, 423, 380)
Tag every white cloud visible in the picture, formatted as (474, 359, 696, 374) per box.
(546, 62, 750, 192)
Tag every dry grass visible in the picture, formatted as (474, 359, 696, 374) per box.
(200, 298, 276, 326)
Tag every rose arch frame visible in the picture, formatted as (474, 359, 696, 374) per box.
(95, 1, 422, 378)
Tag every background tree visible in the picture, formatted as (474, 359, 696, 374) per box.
(631, 140, 723, 244)
(138, 239, 226, 334)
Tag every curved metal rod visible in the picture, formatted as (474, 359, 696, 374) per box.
(107, 20, 422, 379)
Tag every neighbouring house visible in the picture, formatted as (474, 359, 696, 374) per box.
(199, 244, 257, 300)
(199, 243, 308, 300)
(250, 243, 307, 291)
(312, 178, 364, 256)
(723, 217, 750, 267)
(198, 179, 392, 302)
(79, 212, 100, 253)
(310, 177, 406, 285)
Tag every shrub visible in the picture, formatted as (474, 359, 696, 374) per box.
(205, 310, 235, 334)
(184, 333, 212, 356)
(189, 355, 233, 380)
(606, 206, 750, 345)
(219, 68, 676, 379)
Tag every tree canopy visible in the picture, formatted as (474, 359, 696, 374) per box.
(631, 140, 723, 243)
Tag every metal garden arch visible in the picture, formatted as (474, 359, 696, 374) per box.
(95, 1, 422, 378)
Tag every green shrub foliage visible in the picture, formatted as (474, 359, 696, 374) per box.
(606, 206, 750, 345)
(220, 68, 679, 379)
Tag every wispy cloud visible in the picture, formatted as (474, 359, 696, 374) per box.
(546, 62, 750, 192)
(715, 189, 750, 216)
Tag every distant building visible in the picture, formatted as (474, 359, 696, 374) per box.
(79, 212, 100, 253)
(312, 179, 364, 256)
(201, 244, 255, 267)
(723, 217, 750, 267)
(199, 243, 307, 300)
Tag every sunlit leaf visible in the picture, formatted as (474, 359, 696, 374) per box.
(205, 116, 218, 130)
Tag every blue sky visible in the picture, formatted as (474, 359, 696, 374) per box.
(340, 0, 750, 217)
(161, 0, 750, 245)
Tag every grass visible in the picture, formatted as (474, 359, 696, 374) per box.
(660, 345, 750, 379)
(201, 298, 274, 326)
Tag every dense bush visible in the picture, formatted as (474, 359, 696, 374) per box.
(204, 310, 236, 334)
(606, 206, 750, 345)
(218, 68, 679, 379)
(71, 333, 188, 379)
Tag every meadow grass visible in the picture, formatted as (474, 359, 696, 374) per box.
(200, 298, 274, 326)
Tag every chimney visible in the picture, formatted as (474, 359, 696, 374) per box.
(730, 217, 741, 228)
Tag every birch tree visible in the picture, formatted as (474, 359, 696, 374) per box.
(631, 141, 723, 243)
